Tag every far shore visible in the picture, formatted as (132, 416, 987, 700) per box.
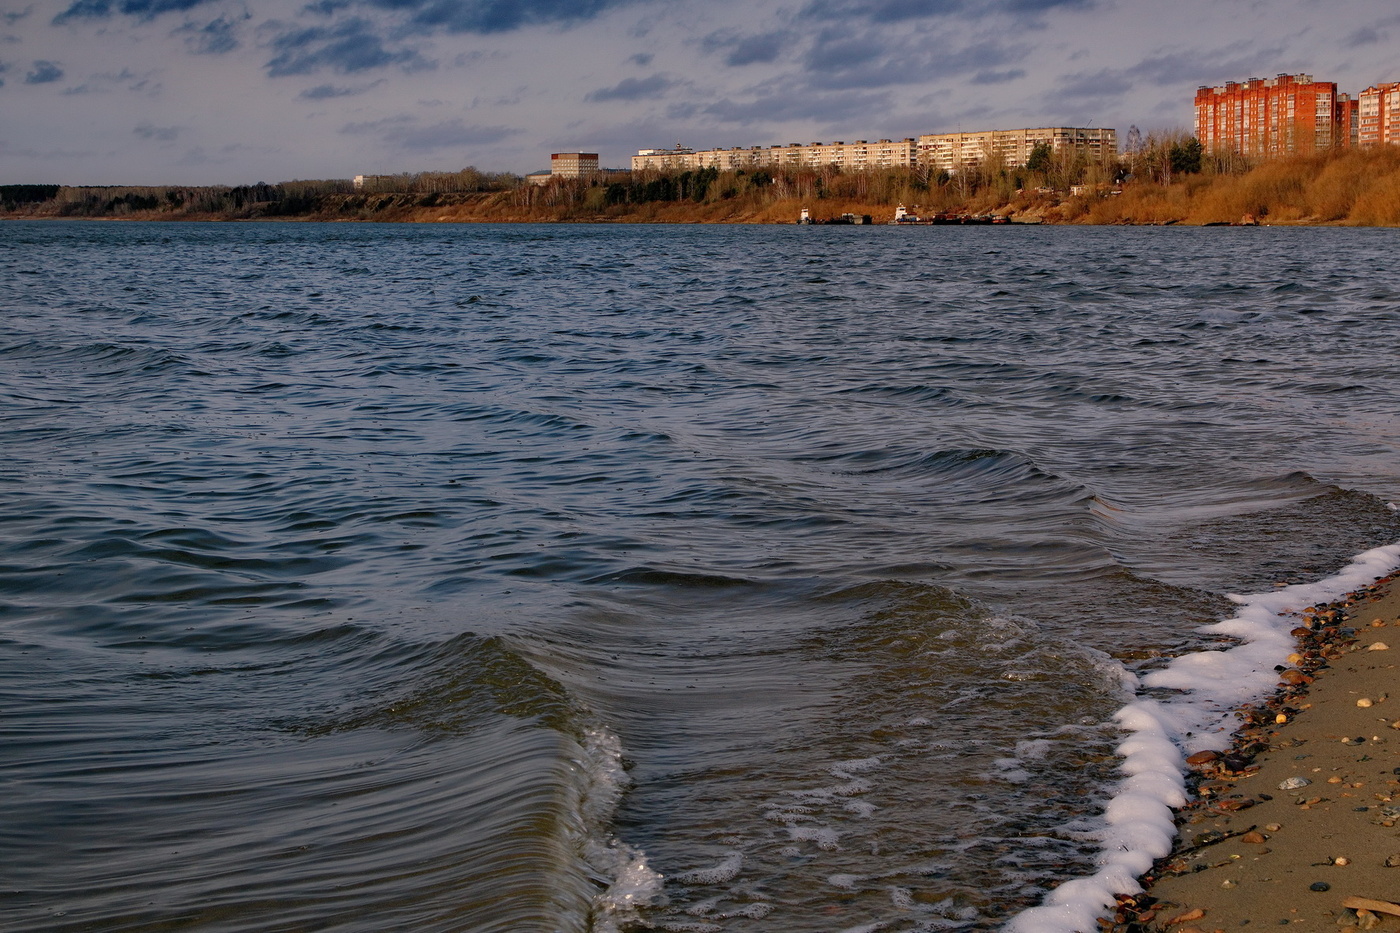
(1112, 570, 1400, 933)
(6, 145, 1400, 226)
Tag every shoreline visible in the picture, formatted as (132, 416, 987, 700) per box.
(1113, 569, 1400, 933)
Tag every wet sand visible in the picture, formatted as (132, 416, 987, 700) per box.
(1113, 570, 1400, 933)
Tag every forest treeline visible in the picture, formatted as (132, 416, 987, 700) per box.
(6, 134, 1400, 225)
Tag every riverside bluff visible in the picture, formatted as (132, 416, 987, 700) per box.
(6, 146, 1400, 226)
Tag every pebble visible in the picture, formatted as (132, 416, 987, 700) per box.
(1368, 642, 1390, 651)
(1385, 854, 1400, 868)
(1167, 908, 1205, 926)
(1265, 823, 1283, 832)
(1279, 777, 1312, 790)
(1335, 857, 1350, 866)
(1311, 881, 1332, 892)
(1359, 698, 1375, 708)
(1242, 831, 1267, 844)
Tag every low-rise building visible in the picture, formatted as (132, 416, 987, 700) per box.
(549, 152, 600, 177)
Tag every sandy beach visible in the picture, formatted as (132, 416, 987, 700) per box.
(1112, 569, 1400, 933)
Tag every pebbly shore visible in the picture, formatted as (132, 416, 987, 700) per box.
(1108, 569, 1400, 933)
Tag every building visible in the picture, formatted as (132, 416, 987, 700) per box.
(1194, 74, 1356, 158)
(1358, 82, 1400, 148)
(631, 139, 919, 172)
(916, 127, 1117, 174)
(631, 130, 1113, 174)
(549, 152, 600, 178)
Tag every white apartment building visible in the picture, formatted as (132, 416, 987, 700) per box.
(917, 127, 1119, 174)
(632, 128, 1115, 174)
(631, 139, 919, 172)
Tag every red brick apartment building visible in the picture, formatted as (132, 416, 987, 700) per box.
(1195, 74, 1356, 157)
(1358, 82, 1400, 147)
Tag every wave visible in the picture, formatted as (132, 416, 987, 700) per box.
(1009, 542, 1400, 933)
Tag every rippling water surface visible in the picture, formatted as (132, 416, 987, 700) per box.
(2, 220, 1399, 933)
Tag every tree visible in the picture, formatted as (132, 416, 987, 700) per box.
(1169, 137, 1203, 175)
(1025, 141, 1053, 174)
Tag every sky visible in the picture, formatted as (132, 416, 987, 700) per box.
(2, 0, 1398, 186)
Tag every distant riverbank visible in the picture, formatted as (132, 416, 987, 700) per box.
(6, 146, 1400, 225)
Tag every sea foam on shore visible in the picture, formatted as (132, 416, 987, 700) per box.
(1009, 542, 1400, 933)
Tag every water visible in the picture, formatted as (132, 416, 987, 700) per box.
(2, 220, 1398, 933)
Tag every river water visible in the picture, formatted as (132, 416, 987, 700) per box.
(2, 220, 1398, 933)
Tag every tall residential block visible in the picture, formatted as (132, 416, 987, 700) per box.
(1358, 83, 1400, 147)
(916, 127, 1117, 174)
(1195, 74, 1355, 157)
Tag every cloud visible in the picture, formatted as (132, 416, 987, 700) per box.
(585, 73, 675, 102)
(702, 29, 790, 67)
(4, 6, 33, 25)
(398, 120, 521, 150)
(62, 67, 160, 95)
(339, 115, 521, 151)
(1048, 43, 1289, 105)
(299, 79, 385, 99)
(24, 59, 64, 83)
(133, 122, 180, 140)
(801, 0, 964, 24)
(972, 68, 1025, 84)
(265, 17, 432, 76)
(802, 32, 1024, 90)
(1054, 66, 1133, 98)
(353, 0, 644, 35)
(1345, 15, 1400, 48)
(703, 87, 893, 127)
(800, 0, 1090, 24)
(627, 52, 653, 66)
(53, 0, 217, 24)
(178, 15, 241, 54)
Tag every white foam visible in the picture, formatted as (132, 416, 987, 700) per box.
(672, 852, 743, 885)
(577, 725, 665, 933)
(788, 824, 841, 850)
(1008, 542, 1400, 933)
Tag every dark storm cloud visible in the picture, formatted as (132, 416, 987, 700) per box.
(585, 73, 675, 101)
(628, 52, 653, 66)
(701, 29, 789, 66)
(4, 6, 34, 25)
(266, 17, 431, 76)
(24, 59, 64, 83)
